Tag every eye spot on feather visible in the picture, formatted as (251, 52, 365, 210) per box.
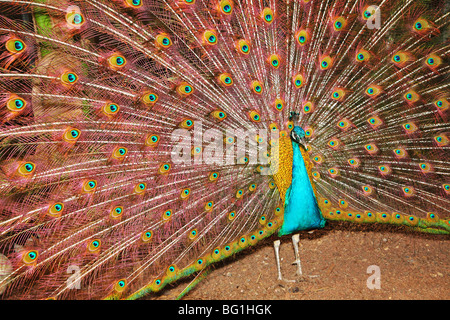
(60, 71, 78, 85)
(251, 80, 263, 94)
(125, 0, 143, 8)
(434, 134, 448, 147)
(302, 101, 314, 114)
(66, 10, 85, 28)
(295, 29, 310, 45)
(134, 182, 147, 194)
(5, 38, 26, 54)
(443, 184, 450, 195)
(203, 30, 218, 45)
(48, 202, 64, 218)
(158, 163, 171, 174)
(22, 250, 38, 265)
(219, 0, 233, 14)
(402, 186, 415, 197)
(162, 209, 172, 221)
(177, 82, 194, 97)
(261, 8, 274, 24)
(236, 39, 250, 54)
(319, 55, 332, 70)
(141, 230, 153, 242)
(179, 118, 194, 129)
(378, 164, 391, 176)
(268, 54, 281, 69)
(87, 239, 101, 254)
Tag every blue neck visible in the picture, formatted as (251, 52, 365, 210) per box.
(278, 137, 325, 236)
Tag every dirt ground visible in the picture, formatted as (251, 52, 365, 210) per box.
(158, 223, 449, 300)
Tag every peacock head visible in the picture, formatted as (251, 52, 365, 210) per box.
(290, 126, 306, 148)
(289, 112, 306, 148)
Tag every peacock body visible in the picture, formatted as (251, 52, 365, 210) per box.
(0, 0, 448, 299)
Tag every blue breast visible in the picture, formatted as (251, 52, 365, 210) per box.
(278, 137, 326, 236)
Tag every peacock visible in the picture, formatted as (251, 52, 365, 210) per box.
(0, 0, 448, 300)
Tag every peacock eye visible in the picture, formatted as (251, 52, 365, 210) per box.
(415, 22, 422, 30)
(394, 55, 400, 61)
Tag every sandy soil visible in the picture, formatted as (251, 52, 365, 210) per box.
(158, 223, 449, 300)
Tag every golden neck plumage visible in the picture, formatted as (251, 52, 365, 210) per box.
(270, 132, 318, 205)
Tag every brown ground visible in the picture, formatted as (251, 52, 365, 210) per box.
(158, 223, 449, 300)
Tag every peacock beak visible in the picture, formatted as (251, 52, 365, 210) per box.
(298, 137, 307, 150)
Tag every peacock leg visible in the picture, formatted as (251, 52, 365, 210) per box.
(273, 239, 296, 282)
(292, 233, 320, 279)
(291, 234, 303, 276)
(273, 240, 282, 281)
(274, 234, 319, 282)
